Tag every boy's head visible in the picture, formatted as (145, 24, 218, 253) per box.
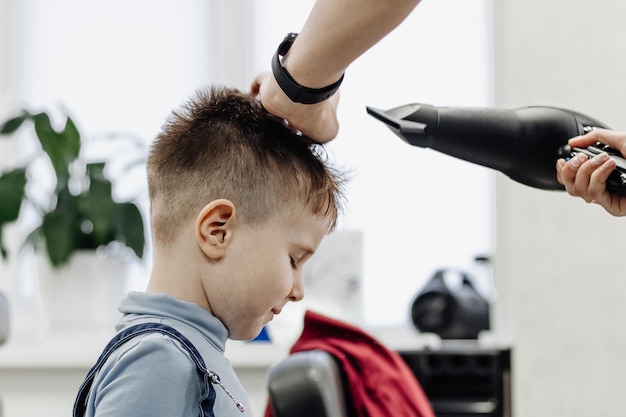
(147, 86, 344, 246)
(146, 86, 346, 340)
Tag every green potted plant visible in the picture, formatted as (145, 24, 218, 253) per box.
(0, 110, 145, 267)
(0, 109, 147, 333)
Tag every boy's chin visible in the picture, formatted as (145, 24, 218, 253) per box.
(228, 324, 267, 341)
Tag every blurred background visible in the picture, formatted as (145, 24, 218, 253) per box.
(1, 0, 626, 416)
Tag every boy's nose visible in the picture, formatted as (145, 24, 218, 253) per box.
(288, 274, 304, 302)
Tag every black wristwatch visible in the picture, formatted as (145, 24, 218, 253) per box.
(271, 33, 344, 105)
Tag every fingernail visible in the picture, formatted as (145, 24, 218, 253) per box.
(570, 153, 587, 168)
(601, 158, 617, 171)
(591, 152, 609, 166)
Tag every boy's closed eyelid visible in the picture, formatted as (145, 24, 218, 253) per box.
(290, 251, 313, 269)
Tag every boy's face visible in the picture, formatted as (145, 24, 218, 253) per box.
(209, 208, 331, 341)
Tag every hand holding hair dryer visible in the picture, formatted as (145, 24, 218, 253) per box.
(366, 103, 626, 195)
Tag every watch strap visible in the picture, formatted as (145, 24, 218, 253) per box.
(272, 33, 344, 105)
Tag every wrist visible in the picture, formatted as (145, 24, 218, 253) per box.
(271, 33, 344, 105)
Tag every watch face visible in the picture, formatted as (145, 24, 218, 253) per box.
(266, 230, 363, 346)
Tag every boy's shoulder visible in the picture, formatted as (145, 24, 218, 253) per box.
(95, 322, 250, 415)
(76, 324, 204, 417)
(106, 328, 199, 372)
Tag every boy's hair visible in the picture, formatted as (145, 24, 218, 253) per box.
(146, 86, 346, 244)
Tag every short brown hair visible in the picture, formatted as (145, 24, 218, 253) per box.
(146, 86, 346, 244)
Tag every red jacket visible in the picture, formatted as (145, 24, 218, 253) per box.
(267, 310, 435, 417)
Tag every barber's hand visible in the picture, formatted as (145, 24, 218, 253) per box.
(251, 72, 340, 144)
(556, 128, 626, 216)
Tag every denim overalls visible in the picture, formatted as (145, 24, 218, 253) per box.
(73, 322, 243, 417)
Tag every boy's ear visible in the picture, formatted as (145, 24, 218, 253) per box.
(195, 199, 237, 260)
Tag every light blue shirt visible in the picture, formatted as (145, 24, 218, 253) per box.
(82, 292, 252, 417)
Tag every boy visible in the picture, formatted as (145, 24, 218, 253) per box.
(73, 86, 345, 416)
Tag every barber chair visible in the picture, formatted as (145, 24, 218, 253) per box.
(266, 310, 436, 417)
(267, 350, 349, 417)
(267, 347, 511, 417)
(267, 288, 508, 417)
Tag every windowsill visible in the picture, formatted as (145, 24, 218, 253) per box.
(0, 329, 289, 371)
(0, 324, 505, 371)
(0, 329, 113, 370)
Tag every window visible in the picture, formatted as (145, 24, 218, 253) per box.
(6, 0, 494, 330)
(252, 0, 495, 328)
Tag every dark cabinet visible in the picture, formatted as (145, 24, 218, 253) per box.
(399, 348, 511, 417)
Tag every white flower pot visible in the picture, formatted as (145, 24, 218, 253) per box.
(37, 251, 128, 333)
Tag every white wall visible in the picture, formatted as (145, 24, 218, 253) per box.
(0, 0, 17, 115)
(492, 1, 626, 416)
(0, 0, 19, 318)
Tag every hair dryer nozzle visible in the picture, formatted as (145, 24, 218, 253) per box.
(367, 103, 610, 191)
(366, 105, 430, 146)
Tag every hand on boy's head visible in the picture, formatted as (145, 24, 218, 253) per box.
(251, 71, 340, 144)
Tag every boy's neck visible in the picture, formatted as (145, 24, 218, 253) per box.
(146, 243, 212, 313)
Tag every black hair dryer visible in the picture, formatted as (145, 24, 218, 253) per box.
(366, 103, 626, 193)
(411, 269, 489, 340)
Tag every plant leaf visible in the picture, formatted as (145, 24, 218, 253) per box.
(41, 187, 81, 267)
(0, 168, 27, 260)
(23, 226, 43, 253)
(0, 168, 27, 223)
(82, 163, 115, 245)
(63, 116, 81, 161)
(42, 188, 78, 267)
(0, 114, 28, 135)
(32, 112, 81, 190)
(114, 202, 145, 259)
(32, 112, 69, 186)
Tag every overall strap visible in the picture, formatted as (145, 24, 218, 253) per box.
(73, 322, 216, 417)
